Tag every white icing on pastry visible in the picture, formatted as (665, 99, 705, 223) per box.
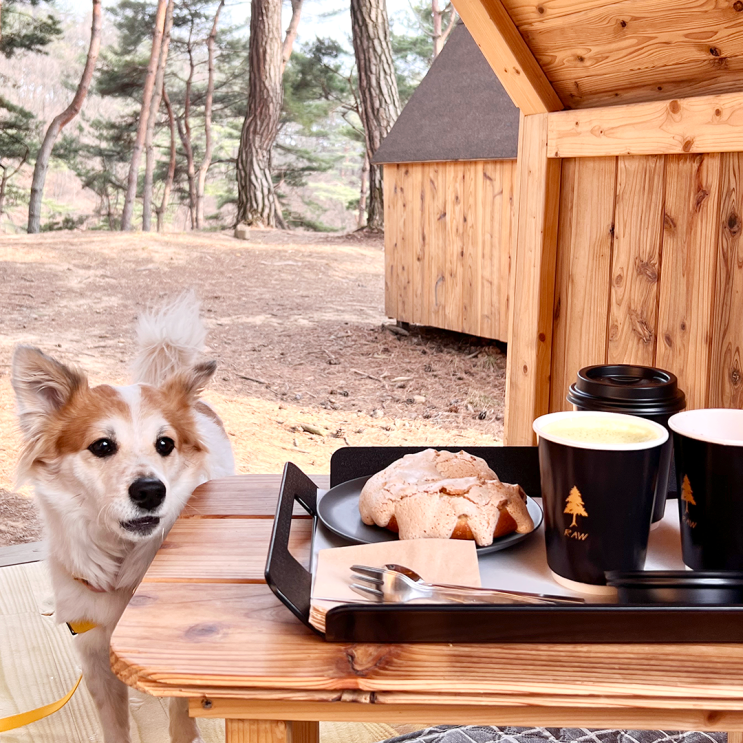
(358, 449, 534, 547)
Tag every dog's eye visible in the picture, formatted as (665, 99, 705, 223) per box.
(88, 438, 117, 458)
(155, 437, 175, 457)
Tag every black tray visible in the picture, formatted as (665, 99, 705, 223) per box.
(265, 446, 743, 643)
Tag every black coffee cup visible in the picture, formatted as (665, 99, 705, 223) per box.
(669, 409, 743, 570)
(567, 365, 686, 525)
(534, 411, 668, 594)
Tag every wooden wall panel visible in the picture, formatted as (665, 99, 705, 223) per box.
(445, 162, 466, 332)
(384, 160, 514, 343)
(550, 157, 617, 412)
(710, 153, 743, 408)
(607, 155, 666, 366)
(505, 113, 562, 445)
(383, 164, 398, 319)
(656, 154, 721, 409)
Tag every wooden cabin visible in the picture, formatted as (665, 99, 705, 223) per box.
(441, 0, 743, 444)
(374, 24, 520, 343)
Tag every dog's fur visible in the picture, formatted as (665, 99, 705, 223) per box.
(11, 293, 235, 743)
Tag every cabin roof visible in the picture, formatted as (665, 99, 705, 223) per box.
(372, 23, 520, 165)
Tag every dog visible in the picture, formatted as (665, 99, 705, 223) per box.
(11, 292, 235, 743)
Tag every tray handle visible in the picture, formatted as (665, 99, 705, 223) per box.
(264, 462, 322, 634)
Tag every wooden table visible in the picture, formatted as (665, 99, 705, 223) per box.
(111, 475, 743, 743)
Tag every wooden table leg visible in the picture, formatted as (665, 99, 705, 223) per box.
(291, 721, 320, 743)
(224, 720, 319, 743)
(226, 720, 289, 743)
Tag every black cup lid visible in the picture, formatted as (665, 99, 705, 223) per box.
(567, 364, 686, 415)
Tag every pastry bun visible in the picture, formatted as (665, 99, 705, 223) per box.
(358, 449, 533, 547)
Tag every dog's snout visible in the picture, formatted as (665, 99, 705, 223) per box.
(128, 478, 166, 511)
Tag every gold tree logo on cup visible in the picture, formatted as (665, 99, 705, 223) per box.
(564, 486, 588, 528)
(681, 475, 696, 514)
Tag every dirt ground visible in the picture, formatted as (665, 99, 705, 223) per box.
(0, 229, 507, 547)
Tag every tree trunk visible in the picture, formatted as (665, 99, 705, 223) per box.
(357, 152, 368, 229)
(235, 0, 283, 228)
(432, 1, 456, 59)
(142, 0, 174, 232)
(281, 0, 303, 74)
(350, 0, 401, 231)
(120, 0, 168, 231)
(195, 0, 224, 229)
(27, 0, 102, 233)
(156, 84, 177, 232)
(176, 30, 197, 229)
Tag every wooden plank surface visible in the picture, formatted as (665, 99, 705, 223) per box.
(429, 162, 448, 331)
(550, 157, 616, 412)
(409, 163, 425, 326)
(225, 720, 288, 743)
(710, 152, 743, 407)
(112, 581, 743, 700)
(548, 92, 743, 158)
(656, 154, 721, 409)
(462, 159, 482, 336)
(194, 697, 743, 730)
(143, 518, 313, 583)
(607, 155, 665, 367)
(500, 0, 743, 109)
(444, 162, 466, 334)
(505, 113, 562, 444)
(183, 474, 327, 519)
(384, 164, 399, 319)
(450, 0, 563, 114)
(500, 160, 515, 337)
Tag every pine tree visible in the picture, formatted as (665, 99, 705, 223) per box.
(564, 486, 588, 528)
(681, 475, 696, 514)
(0, 0, 61, 58)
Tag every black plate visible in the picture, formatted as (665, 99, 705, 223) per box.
(317, 475, 543, 555)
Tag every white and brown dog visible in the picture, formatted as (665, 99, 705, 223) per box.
(11, 293, 234, 743)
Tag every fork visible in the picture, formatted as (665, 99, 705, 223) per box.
(350, 564, 585, 605)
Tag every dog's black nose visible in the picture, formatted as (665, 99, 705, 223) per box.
(128, 478, 166, 511)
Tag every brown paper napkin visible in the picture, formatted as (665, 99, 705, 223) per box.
(309, 539, 481, 632)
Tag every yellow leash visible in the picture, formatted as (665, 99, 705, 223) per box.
(0, 621, 96, 732)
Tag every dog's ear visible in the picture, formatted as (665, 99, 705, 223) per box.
(162, 360, 217, 401)
(11, 346, 88, 434)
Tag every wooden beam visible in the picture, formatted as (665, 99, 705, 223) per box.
(548, 91, 743, 158)
(504, 113, 562, 445)
(193, 698, 743, 731)
(451, 0, 563, 115)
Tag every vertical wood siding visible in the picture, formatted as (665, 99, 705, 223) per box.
(548, 152, 743, 414)
(383, 160, 516, 342)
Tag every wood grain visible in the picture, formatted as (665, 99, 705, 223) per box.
(409, 163, 425, 326)
(143, 518, 312, 583)
(290, 721, 319, 743)
(550, 157, 616, 412)
(195, 698, 743, 730)
(518, 0, 743, 84)
(445, 161, 466, 333)
(462, 159, 482, 336)
(505, 113, 562, 444)
(183, 474, 328, 519)
(385, 160, 513, 342)
(710, 152, 743, 407)
(225, 719, 288, 743)
(500, 161, 516, 336)
(656, 154, 721, 408)
(607, 155, 665, 366)
(113, 582, 743, 701)
(450, 0, 563, 114)
(384, 164, 399, 319)
(548, 92, 743, 158)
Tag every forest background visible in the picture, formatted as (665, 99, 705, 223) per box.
(0, 0, 457, 235)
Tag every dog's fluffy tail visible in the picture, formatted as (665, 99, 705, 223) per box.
(131, 291, 207, 386)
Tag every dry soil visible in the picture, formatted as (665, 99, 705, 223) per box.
(0, 229, 507, 547)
